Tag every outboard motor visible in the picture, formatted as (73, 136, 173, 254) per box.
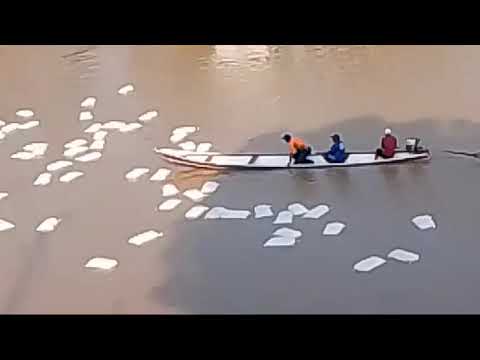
(405, 137, 424, 153)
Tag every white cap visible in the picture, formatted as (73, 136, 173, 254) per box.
(385, 128, 392, 135)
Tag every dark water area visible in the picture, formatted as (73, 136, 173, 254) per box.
(0, 45, 480, 313)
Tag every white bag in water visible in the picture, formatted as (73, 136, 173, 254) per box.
(169, 133, 188, 144)
(273, 210, 293, 225)
(183, 189, 206, 202)
(63, 146, 89, 158)
(1, 123, 19, 134)
(79, 111, 94, 121)
(201, 181, 219, 194)
(412, 215, 436, 230)
(16, 109, 34, 118)
(84, 123, 102, 133)
(162, 184, 180, 197)
(273, 227, 302, 239)
(118, 84, 134, 95)
(64, 139, 88, 148)
(11, 151, 36, 160)
(119, 122, 143, 133)
(204, 207, 250, 220)
(353, 256, 387, 273)
(84, 257, 118, 270)
(178, 141, 196, 151)
(81, 96, 96, 108)
(138, 111, 158, 122)
(387, 249, 420, 263)
(128, 230, 163, 247)
(102, 121, 126, 130)
(23, 142, 48, 156)
(0, 192, 8, 201)
(254, 204, 274, 219)
(89, 140, 105, 150)
(18, 120, 40, 130)
(75, 152, 102, 163)
(125, 168, 150, 182)
(185, 205, 209, 220)
(303, 204, 330, 219)
(173, 126, 198, 135)
(33, 172, 52, 186)
(264, 237, 296, 247)
(0, 219, 15, 232)
(46, 160, 73, 172)
(158, 199, 182, 211)
(59, 171, 84, 183)
(36, 217, 61, 233)
(93, 131, 108, 141)
(150, 168, 171, 182)
(323, 222, 346, 236)
(287, 203, 309, 216)
(196, 143, 212, 153)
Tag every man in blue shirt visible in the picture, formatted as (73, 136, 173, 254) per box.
(325, 134, 347, 163)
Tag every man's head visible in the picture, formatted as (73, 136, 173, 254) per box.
(384, 128, 392, 136)
(282, 133, 292, 143)
(331, 134, 340, 143)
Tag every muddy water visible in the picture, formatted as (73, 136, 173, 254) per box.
(1, 45, 480, 313)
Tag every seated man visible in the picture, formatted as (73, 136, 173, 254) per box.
(375, 128, 397, 159)
(282, 133, 314, 165)
(325, 134, 347, 163)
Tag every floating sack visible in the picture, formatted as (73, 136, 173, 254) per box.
(178, 141, 196, 151)
(0, 131, 5, 140)
(204, 207, 251, 220)
(93, 131, 108, 141)
(158, 199, 182, 211)
(303, 204, 330, 219)
(84, 257, 118, 270)
(1, 123, 19, 133)
(16, 109, 34, 118)
(36, 217, 61, 232)
(387, 249, 420, 263)
(89, 140, 105, 150)
(64, 146, 89, 158)
(75, 152, 102, 162)
(102, 121, 126, 130)
(254, 204, 274, 219)
(273, 227, 302, 239)
(23, 142, 48, 156)
(59, 171, 84, 183)
(150, 168, 171, 182)
(119, 123, 143, 133)
(18, 120, 40, 130)
(33, 172, 52, 186)
(11, 151, 36, 160)
(162, 184, 180, 197)
(64, 139, 88, 148)
(128, 230, 163, 247)
(185, 205, 209, 220)
(353, 256, 387, 273)
(183, 189, 206, 202)
(46, 160, 73, 172)
(169, 133, 188, 144)
(81, 96, 96, 108)
(79, 111, 94, 121)
(411, 215, 436, 230)
(173, 126, 198, 135)
(273, 210, 293, 225)
(118, 84, 134, 95)
(0, 219, 15, 231)
(264, 237, 296, 247)
(201, 181, 219, 194)
(0, 192, 8, 201)
(196, 143, 212, 153)
(138, 111, 158, 122)
(84, 123, 102, 133)
(287, 203, 309, 216)
(125, 168, 150, 181)
(322, 222, 346, 236)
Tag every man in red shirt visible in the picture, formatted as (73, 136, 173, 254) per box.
(375, 128, 398, 160)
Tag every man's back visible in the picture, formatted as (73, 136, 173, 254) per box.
(382, 135, 397, 157)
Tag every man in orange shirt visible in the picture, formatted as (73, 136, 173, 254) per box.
(282, 133, 314, 166)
